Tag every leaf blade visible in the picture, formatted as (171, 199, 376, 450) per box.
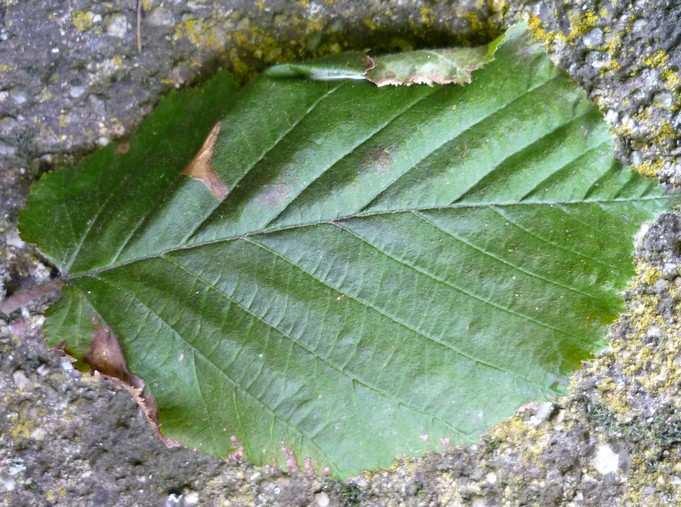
(22, 25, 679, 477)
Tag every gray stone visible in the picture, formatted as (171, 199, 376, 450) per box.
(583, 28, 604, 48)
(11, 370, 30, 390)
(106, 14, 129, 38)
(592, 444, 620, 475)
(69, 85, 87, 99)
(146, 6, 176, 27)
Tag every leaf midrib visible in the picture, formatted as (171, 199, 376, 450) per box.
(69, 195, 671, 279)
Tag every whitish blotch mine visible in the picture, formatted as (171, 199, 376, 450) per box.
(182, 123, 229, 199)
(365, 47, 491, 87)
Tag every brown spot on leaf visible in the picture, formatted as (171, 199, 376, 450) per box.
(182, 123, 229, 200)
(361, 146, 393, 173)
(85, 319, 140, 387)
(258, 183, 291, 206)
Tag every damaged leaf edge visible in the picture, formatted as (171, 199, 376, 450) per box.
(265, 23, 509, 87)
(48, 286, 181, 450)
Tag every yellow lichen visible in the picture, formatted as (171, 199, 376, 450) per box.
(635, 159, 664, 177)
(603, 33, 622, 55)
(527, 14, 564, 45)
(489, 0, 508, 16)
(567, 10, 599, 41)
(175, 18, 226, 52)
(362, 16, 378, 31)
(465, 12, 483, 33)
(599, 59, 621, 74)
(72, 10, 95, 32)
(654, 122, 676, 143)
(662, 69, 681, 90)
(639, 264, 662, 286)
(489, 414, 527, 443)
(9, 419, 35, 440)
(419, 6, 434, 26)
(45, 487, 66, 502)
(644, 49, 669, 68)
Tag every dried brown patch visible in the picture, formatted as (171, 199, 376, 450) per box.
(85, 319, 179, 448)
(182, 123, 229, 200)
(85, 319, 140, 387)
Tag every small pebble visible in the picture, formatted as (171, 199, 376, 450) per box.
(605, 109, 619, 124)
(11, 89, 27, 105)
(184, 491, 199, 506)
(106, 14, 129, 38)
(592, 443, 619, 475)
(653, 91, 673, 109)
(5, 229, 24, 248)
(632, 19, 648, 33)
(31, 428, 47, 441)
(528, 402, 555, 427)
(471, 497, 487, 507)
(583, 28, 603, 49)
(12, 370, 31, 390)
(60, 358, 75, 372)
(315, 492, 330, 507)
(69, 85, 86, 99)
(587, 51, 611, 70)
(1, 478, 16, 492)
(146, 6, 176, 27)
(0, 141, 17, 157)
(164, 494, 181, 507)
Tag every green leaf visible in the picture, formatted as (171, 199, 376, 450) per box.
(20, 24, 677, 477)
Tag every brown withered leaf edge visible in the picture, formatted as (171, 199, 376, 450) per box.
(84, 317, 181, 449)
